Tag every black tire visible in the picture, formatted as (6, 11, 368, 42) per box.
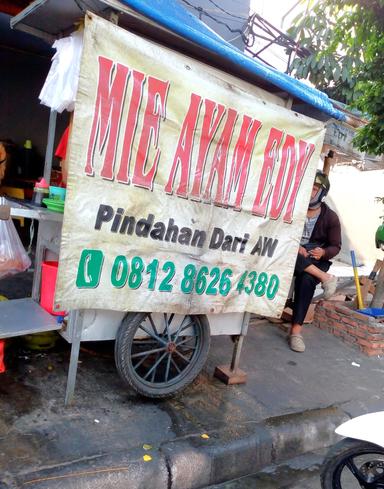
(115, 312, 211, 398)
(321, 437, 384, 489)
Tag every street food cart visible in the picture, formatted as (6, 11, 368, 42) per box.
(0, 0, 347, 404)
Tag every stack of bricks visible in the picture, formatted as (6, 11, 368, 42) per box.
(313, 300, 384, 356)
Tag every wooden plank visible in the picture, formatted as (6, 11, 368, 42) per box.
(214, 365, 247, 385)
(360, 260, 383, 305)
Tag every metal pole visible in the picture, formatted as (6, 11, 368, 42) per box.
(230, 311, 250, 372)
(351, 250, 364, 310)
(43, 109, 57, 182)
(65, 310, 83, 406)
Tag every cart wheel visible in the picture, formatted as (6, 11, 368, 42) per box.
(115, 312, 211, 398)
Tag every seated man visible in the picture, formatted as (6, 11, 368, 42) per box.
(289, 170, 341, 353)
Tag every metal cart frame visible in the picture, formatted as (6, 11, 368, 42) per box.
(1, 0, 346, 404)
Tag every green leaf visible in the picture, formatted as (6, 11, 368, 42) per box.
(318, 57, 326, 69)
(287, 0, 384, 151)
(334, 64, 341, 81)
(341, 64, 349, 82)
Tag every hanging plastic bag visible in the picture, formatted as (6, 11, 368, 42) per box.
(39, 29, 84, 113)
(0, 200, 31, 280)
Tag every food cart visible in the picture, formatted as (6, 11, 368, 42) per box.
(0, 0, 347, 404)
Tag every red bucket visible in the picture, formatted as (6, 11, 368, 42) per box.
(40, 261, 65, 316)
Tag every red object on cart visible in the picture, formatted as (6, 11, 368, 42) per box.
(40, 261, 66, 316)
(0, 340, 5, 373)
(54, 126, 69, 188)
(55, 126, 69, 161)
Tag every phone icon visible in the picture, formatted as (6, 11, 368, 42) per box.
(76, 249, 104, 288)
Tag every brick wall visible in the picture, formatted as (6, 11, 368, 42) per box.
(313, 301, 384, 356)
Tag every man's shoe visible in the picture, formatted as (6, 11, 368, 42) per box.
(289, 334, 305, 352)
(322, 275, 337, 299)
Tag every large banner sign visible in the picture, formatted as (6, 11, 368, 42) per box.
(55, 14, 325, 317)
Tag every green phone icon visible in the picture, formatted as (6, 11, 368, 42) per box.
(76, 249, 104, 288)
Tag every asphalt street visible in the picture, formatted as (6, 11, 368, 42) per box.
(206, 448, 364, 488)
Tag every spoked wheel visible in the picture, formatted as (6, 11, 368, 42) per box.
(115, 312, 210, 398)
(321, 438, 384, 488)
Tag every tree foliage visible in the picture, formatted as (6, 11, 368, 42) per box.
(287, 0, 384, 155)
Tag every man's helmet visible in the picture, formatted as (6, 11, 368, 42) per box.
(375, 223, 384, 250)
(309, 170, 330, 209)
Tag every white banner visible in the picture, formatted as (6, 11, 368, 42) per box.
(55, 14, 325, 316)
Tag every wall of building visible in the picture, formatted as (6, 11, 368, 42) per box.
(0, 47, 49, 158)
(326, 165, 384, 266)
(0, 46, 68, 169)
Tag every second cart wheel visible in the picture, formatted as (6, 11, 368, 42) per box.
(115, 312, 211, 398)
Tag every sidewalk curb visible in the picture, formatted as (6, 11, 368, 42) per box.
(163, 406, 348, 488)
(1, 406, 349, 489)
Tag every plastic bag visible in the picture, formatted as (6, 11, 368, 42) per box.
(0, 206, 31, 280)
(39, 29, 83, 113)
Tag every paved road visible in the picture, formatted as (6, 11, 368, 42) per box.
(206, 452, 323, 488)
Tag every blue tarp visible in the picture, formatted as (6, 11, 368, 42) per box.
(119, 0, 346, 121)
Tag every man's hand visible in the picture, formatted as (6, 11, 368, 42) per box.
(298, 246, 309, 257)
(309, 247, 325, 260)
